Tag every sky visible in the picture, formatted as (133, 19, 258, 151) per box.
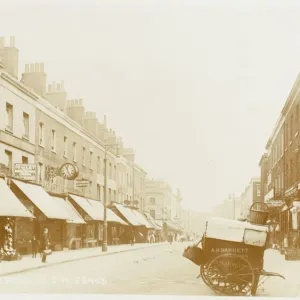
(1, 0, 300, 213)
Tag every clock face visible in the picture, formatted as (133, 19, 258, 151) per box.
(59, 163, 78, 180)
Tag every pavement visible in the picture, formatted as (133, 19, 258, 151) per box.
(0, 242, 168, 277)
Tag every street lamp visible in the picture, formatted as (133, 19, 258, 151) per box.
(102, 139, 119, 252)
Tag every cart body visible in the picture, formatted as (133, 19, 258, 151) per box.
(195, 218, 283, 296)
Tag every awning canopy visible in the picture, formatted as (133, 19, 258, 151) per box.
(131, 210, 155, 229)
(69, 195, 128, 225)
(164, 220, 181, 231)
(112, 203, 142, 226)
(143, 212, 162, 230)
(69, 194, 96, 219)
(87, 198, 128, 225)
(12, 179, 70, 220)
(51, 197, 85, 224)
(0, 179, 34, 218)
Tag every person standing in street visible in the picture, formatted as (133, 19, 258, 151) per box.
(40, 228, 50, 263)
(30, 235, 39, 258)
(130, 229, 135, 246)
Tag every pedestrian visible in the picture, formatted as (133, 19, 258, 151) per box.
(130, 230, 135, 246)
(40, 228, 51, 263)
(30, 235, 39, 258)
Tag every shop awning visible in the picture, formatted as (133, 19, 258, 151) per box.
(112, 203, 142, 226)
(87, 198, 128, 225)
(69, 194, 100, 221)
(164, 220, 181, 231)
(131, 210, 155, 229)
(51, 197, 85, 224)
(0, 179, 34, 218)
(12, 179, 70, 220)
(143, 212, 162, 230)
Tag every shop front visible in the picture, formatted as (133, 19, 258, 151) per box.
(10, 179, 72, 253)
(69, 195, 128, 247)
(0, 178, 34, 260)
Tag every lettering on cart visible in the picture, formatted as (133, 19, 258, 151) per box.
(210, 248, 249, 254)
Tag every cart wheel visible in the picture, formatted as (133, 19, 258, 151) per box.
(206, 253, 255, 296)
(200, 263, 211, 287)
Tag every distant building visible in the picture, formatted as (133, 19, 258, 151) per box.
(240, 177, 261, 218)
(212, 195, 241, 220)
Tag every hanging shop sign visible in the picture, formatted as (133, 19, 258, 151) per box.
(14, 164, 36, 181)
(265, 199, 285, 207)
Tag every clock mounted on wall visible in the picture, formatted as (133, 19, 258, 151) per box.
(59, 163, 79, 180)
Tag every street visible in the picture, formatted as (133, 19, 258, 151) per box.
(0, 242, 299, 296)
(0, 242, 213, 295)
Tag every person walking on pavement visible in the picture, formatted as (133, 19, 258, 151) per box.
(40, 228, 50, 263)
(130, 229, 135, 246)
(30, 235, 39, 258)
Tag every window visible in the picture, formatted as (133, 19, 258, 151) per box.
(114, 190, 117, 202)
(89, 181, 92, 196)
(82, 147, 86, 165)
(22, 112, 29, 139)
(97, 184, 101, 200)
(39, 122, 44, 146)
(5, 150, 12, 174)
(97, 156, 101, 173)
(109, 162, 112, 178)
(22, 156, 28, 164)
(37, 162, 44, 183)
(257, 184, 261, 197)
(89, 151, 93, 169)
(72, 142, 77, 161)
(5, 103, 13, 132)
(114, 166, 117, 180)
(51, 130, 56, 152)
(150, 210, 156, 219)
(150, 197, 156, 205)
(109, 188, 112, 203)
(63, 136, 68, 157)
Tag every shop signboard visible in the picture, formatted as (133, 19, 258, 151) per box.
(75, 180, 89, 188)
(265, 199, 284, 207)
(14, 164, 36, 181)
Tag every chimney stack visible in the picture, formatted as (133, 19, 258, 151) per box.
(0, 36, 19, 78)
(45, 80, 67, 112)
(21, 62, 47, 97)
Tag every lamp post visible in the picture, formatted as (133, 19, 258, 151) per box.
(102, 140, 119, 253)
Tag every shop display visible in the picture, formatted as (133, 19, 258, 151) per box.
(2, 217, 20, 261)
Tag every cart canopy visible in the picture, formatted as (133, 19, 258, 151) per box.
(205, 217, 268, 247)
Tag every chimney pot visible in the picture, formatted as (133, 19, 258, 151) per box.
(25, 64, 29, 73)
(30, 63, 34, 72)
(35, 62, 39, 73)
(48, 84, 52, 92)
(10, 36, 15, 47)
(0, 37, 4, 48)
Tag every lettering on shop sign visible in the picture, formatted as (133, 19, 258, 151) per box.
(210, 248, 249, 254)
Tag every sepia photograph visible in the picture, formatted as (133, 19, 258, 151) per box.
(0, 0, 300, 297)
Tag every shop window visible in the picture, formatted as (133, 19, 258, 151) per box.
(150, 197, 156, 205)
(86, 224, 95, 239)
(150, 210, 156, 219)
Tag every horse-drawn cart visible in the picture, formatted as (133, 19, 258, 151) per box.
(183, 218, 284, 296)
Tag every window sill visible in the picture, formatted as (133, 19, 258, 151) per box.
(289, 141, 293, 146)
(22, 135, 29, 141)
(63, 155, 68, 159)
(39, 144, 45, 148)
(5, 127, 13, 134)
(51, 150, 57, 154)
(295, 132, 299, 138)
